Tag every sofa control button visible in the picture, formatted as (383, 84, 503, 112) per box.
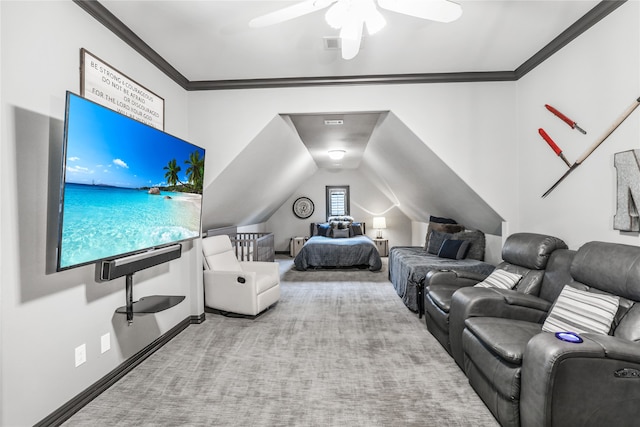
(615, 368, 640, 378)
(237, 277, 246, 284)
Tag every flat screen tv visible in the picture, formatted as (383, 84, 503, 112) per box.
(56, 92, 206, 271)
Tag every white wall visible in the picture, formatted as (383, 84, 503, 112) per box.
(515, 1, 640, 250)
(266, 168, 412, 252)
(0, 2, 203, 425)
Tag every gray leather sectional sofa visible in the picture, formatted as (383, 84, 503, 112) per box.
(423, 234, 640, 426)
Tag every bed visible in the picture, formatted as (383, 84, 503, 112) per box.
(293, 220, 382, 271)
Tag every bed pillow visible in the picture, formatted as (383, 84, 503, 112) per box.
(349, 222, 363, 237)
(328, 215, 354, 223)
(438, 239, 470, 260)
(332, 228, 350, 238)
(475, 269, 522, 290)
(317, 223, 331, 237)
(542, 285, 620, 335)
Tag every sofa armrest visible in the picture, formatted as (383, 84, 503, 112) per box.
(239, 261, 279, 276)
(521, 332, 640, 427)
(580, 333, 640, 364)
(448, 287, 549, 368)
(501, 291, 552, 312)
(426, 269, 490, 288)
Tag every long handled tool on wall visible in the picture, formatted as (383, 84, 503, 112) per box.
(545, 104, 587, 134)
(539, 128, 571, 167)
(542, 96, 640, 198)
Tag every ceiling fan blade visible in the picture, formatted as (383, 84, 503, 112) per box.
(249, 0, 336, 28)
(377, 0, 462, 23)
(339, 19, 363, 60)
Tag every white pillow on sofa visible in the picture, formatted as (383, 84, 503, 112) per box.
(474, 269, 522, 290)
(542, 285, 620, 335)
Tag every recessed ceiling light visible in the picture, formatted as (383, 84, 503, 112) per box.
(328, 149, 346, 160)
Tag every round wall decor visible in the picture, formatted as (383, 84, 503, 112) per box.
(293, 197, 314, 219)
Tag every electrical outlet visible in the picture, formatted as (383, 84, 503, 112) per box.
(101, 333, 111, 354)
(75, 344, 87, 367)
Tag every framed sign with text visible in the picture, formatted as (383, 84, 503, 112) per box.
(80, 48, 164, 130)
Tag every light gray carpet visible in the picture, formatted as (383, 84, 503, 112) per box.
(64, 259, 498, 426)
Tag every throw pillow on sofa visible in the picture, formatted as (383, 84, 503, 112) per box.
(542, 285, 620, 335)
(424, 222, 465, 249)
(429, 215, 458, 224)
(452, 230, 486, 261)
(475, 269, 522, 290)
(427, 230, 453, 254)
(438, 239, 470, 260)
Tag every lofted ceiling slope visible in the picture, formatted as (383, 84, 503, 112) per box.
(201, 115, 317, 230)
(361, 112, 504, 235)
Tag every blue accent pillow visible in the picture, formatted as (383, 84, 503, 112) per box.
(317, 223, 331, 237)
(438, 239, 470, 260)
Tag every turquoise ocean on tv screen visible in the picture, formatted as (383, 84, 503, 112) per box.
(59, 183, 201, 268)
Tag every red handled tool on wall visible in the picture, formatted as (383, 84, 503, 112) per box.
(542, 96, 640, 198)
(545, 104, 587, 134)
(538, 128, 571, 168)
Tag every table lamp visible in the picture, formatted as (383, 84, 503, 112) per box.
(372, 216, 387, 239)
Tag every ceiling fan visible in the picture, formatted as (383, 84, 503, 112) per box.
(249, 0, 463, 60)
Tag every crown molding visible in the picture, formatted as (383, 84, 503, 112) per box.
(74, 0, 626, 91)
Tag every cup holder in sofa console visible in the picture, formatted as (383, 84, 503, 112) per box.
(555, 331, 583, 343)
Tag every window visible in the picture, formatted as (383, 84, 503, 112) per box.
(326, 185, 350, 218)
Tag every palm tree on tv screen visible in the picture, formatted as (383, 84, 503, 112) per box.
(163, 158, 182, 187)
(185, 150, 204, 194)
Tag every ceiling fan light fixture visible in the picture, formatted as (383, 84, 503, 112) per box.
(325, 1, 348, 29)
(363, 1, 386, 35)
(328, 149, 346, 160)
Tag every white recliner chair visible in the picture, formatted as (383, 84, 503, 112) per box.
(202, 234, 280, 316)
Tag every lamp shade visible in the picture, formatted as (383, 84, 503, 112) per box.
(372, 217, 387, 229)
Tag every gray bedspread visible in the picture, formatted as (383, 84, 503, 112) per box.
(294, 235, 382, 271)
(388, 246, 495, 312)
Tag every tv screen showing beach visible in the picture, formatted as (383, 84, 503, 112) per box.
(57, 92, 205, 271)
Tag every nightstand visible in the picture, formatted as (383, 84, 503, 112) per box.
(373, 239, 389, 257)
(290, 237, 307, 257)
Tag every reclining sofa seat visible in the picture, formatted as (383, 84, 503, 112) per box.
(462, 241, 640, 427)
(424, 233, 567, 357)
(449, 248, 576, 369)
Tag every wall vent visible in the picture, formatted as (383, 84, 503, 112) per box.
(324, 119, 344, 125)
(323, 36, 341, 50)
